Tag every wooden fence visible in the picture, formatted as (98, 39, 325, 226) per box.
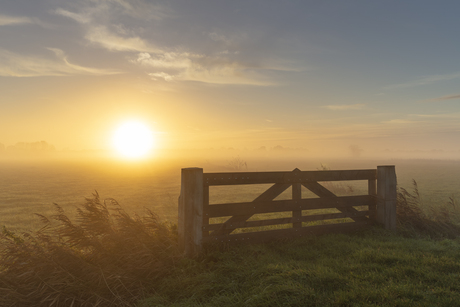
(178, 166, 397, 256)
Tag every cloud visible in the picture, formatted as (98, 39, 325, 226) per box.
(85, 26, 158, 52)
(91, 0, 168, 21)
(385, 72, 460, 89)
(52, 1, 287, 86)
(179, 64, 273, 85)
(208, 32, 236, 46)
(0, 14, 33, 26)
(148, 72, 174, 81)
(324, 104, 365, 110)
(133, 52, 194, 68)
(410, 113, 460, 119)
(55, 0, 168, 24)
(0, 48, 120, 77)
(53, 0, 168, 52)
(54, 8, 90, 24)
(55, 2, 162, 53)
(424, 94, 460, 102)
(132, 52, 273, 85)
(7, 141, 56, 153)
(382, 119, 417, 124)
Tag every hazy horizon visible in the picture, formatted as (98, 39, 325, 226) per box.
(1, 139, 460, 162)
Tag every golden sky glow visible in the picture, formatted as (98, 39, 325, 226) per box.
(1, 1, 460, 160)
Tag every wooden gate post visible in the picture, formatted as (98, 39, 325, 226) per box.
(178, 168, 204, 256)
(292, 183, 302, 228)
(376, 165, 397, 230)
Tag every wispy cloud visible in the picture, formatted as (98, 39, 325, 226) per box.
(208, 32, 234, 46)
(55, 0, 167, 23)
(148, 72, 174, 81)
(382, 119, 417, 124)
(181, 65, 273, 86)
(51, 1, 288, 86)
(385, 72, 460, 89)
(0, 48, 119, 77)
(410, 113, 460, 119)
(83, 25, 277, 85)
(54, 0, 168, 52)
(324, 104, 365, 110)
(424, 94, 460, 102)
(54, 8, 90, 24)
(134, 52, 194, 68)
(85, 26, 158, 52)
(94, 0, 168, 21)
(0, 14, 33, 26)
(134, 52, 273, 85)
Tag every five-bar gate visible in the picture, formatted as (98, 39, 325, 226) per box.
(179, 166, 397, 256)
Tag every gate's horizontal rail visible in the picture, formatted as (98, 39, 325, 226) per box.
(205, 195, 374, 218)
(203, 221, 372, 244)
(204, 169, 377, 186)
(203, 210, 369, 231)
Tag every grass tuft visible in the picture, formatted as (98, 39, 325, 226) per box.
(397, 180, 460, 239)
(0, 192, 178, 307)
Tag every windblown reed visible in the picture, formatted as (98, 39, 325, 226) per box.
(0, 192, 178, 307)
(397, 180, 460, 238)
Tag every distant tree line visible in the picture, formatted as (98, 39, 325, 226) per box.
(0, 141, 56, 155)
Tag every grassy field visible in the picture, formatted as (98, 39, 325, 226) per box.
(140, 179, 460, 306)
(1, 158, 460, 306)
(1, 158, 459, 231)
(141, 230, 460, 307)
(3, 202, 460, 307)
(0, 159, 182, 231)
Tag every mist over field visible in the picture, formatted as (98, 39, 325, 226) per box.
(1, 146, 459, 233)
(1, 138, 460, 161)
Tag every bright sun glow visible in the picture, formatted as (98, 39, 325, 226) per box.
(112, 121, 155, 159)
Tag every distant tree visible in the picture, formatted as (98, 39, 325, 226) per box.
(257, 146, 267, 151)
(228, 156, 248, 171)
(6, 141, 56, 154)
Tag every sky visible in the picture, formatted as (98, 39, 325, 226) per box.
(1, 0, 460, 159)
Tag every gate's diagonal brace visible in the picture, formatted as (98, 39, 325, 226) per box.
(302, 182, 336, 198)
(211, 183, 291, 236)
(302, 182, 369, 222)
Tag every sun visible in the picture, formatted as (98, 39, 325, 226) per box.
(112, 121, 155, 159)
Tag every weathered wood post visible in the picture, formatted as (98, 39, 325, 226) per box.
(368, 175, 377, 222)
(376, 165, 397, 230)
(178, 168, 203, 256)
(292, 168, 302, 228)
(292, 183, 302, 228)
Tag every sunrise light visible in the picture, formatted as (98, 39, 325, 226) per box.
(112, 121, 155, 159)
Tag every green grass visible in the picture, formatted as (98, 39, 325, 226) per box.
(2, 178, 460, 306)
(141, 181, 460, 306)
(140, 230, 460, 306)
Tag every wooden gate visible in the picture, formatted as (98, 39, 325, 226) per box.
(179, 166, 396, 256)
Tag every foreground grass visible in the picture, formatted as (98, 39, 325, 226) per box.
(140, 230, 460, 307)
(2, 180, 460, 306)
(0, 193, 179, 306)
(139, 180, 460, 306)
